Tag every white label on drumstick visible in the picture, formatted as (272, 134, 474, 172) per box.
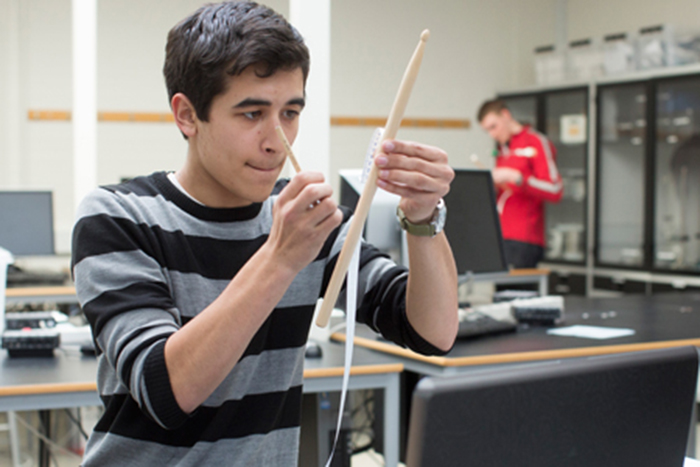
(361, 127, 385, 183)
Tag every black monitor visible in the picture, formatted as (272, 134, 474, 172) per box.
(0, 191, 55, 256)
(442, 169, 508, 278)
(406, 346, 699, 467)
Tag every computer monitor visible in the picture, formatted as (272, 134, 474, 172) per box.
(339, 169, 402, 256)
(406, 346, 699, 467)
(442, 169, 508, 279)
(0, 191, 55, 256)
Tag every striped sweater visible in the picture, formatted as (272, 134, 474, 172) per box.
(71, 171, 442, 466)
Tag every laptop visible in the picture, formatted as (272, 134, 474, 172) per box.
(406, 346, 699, 467)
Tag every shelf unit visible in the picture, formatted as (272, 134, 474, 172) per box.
(498, 63, 700, 296)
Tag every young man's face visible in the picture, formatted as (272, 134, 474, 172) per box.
(187, 66, 306, 207)
(480, 110, 512, 145)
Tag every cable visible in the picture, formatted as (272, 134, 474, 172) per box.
(63, 409, 89, 441)
(13, 414, 83, 462)
(349, 389, 377, 455)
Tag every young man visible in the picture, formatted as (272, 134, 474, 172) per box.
(71, 2, 458, 465)
(478, 99, 563, 268)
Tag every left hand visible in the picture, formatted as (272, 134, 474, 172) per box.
(491, 167, 523, 188)
(375, 139, 454, 223)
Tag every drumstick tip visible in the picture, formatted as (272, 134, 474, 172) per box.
(420, 29, 430, 42)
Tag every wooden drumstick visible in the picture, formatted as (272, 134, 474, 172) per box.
(316, 29, 430, 327)
(275, 126, 302, 173)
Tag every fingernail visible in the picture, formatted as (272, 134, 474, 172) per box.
(380, 170, 389, 178)
(383, 141, 395, 152)
(375, 156, 388, 167)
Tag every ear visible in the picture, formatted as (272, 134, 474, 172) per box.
(171, 93, 198, 138)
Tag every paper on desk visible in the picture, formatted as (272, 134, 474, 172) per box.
(547, 325, 635, 340)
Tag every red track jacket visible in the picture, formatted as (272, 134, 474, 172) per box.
(495, 126, 563, 247)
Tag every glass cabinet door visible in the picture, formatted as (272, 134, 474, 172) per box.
(596, 84, 647, 267)
(543, 89, 588, 263)
(500, 95, 538, 128)
(654, 77, 700, 272)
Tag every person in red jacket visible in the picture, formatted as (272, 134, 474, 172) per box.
(478, 99, 563, 268)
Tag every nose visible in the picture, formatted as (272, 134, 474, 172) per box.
(263, 118, 285, 155)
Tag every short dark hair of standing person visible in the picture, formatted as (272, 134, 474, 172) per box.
(477, 99, 510, 123)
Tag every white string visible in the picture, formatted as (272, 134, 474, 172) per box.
(324, 239, 360, 467)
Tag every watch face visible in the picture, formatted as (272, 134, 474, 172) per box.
(433, 200, 447, 233)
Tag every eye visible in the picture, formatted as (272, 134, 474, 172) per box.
(283, 109, 300, 120)
(242, 111, 262, 120)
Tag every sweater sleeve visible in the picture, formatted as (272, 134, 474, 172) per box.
(515, 134, 563, 202)
(72, 187, 189, 429)
(325, 211, 449, 356)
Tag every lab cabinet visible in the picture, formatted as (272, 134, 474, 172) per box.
(500, 88, 589, 266)
(499, 66, 700, 293)
(595, 83, 648, 268)
(500, 94, 539, 128)
(595, 73, 700, 274)
(653, 77, 700, 273)
(548, 271, 587, 296)
(543, 90, 588, 264)
(592, 275, 647, 294)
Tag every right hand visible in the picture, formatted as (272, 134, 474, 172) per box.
(266, 172, 343, 274)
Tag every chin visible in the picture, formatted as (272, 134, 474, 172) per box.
(252, 179, 281, 201)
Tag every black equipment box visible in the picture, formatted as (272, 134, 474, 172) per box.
(2, 329, 60, 357)
(5, 311, 57, 330)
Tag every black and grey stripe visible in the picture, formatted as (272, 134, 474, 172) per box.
(72, 171, 443, 466)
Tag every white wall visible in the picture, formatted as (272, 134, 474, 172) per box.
(330, 0, 559, 194)
(567, 0, 700, 40)
(4, 0, 697, 257)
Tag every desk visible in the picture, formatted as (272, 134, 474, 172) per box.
(334, 293, 700, 376)
(5, 286, 78, 306)
(465, 268, 550, 296)
(0, 341, 402, 467)
(333, 292, 700, 460)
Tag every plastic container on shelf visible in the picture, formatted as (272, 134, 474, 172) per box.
(668, 29, 700, 67)
(567, 38, 603, 81)
(636, 24, 674, 70)
(534, 45, 566, 85)
(602, 32, 636, 75)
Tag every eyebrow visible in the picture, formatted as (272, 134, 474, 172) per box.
(234, 97, 306, 109)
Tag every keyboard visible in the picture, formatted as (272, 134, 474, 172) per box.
(6, 265, 69, 287)
(457, 310, 517, 340)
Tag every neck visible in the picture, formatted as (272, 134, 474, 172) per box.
(509, 120, 523, 136)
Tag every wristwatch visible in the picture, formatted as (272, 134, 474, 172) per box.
(396, 199, 446, 237)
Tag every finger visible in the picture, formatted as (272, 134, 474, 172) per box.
(377, 176, 449, 202)
(375, 150, 453, 184)
(314, 205, 343, 233)
(380, 139, 448, 164)
(377, 157, 454, 187)
(377, 168, 443, 194)
(377, 156, 454, 193)
(276, 171, 325, 206)
(297, 182, 334, 212)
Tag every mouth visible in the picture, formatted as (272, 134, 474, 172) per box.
(247, 162, 283, 172)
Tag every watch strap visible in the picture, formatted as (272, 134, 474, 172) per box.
(397, 207, 436, 237)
